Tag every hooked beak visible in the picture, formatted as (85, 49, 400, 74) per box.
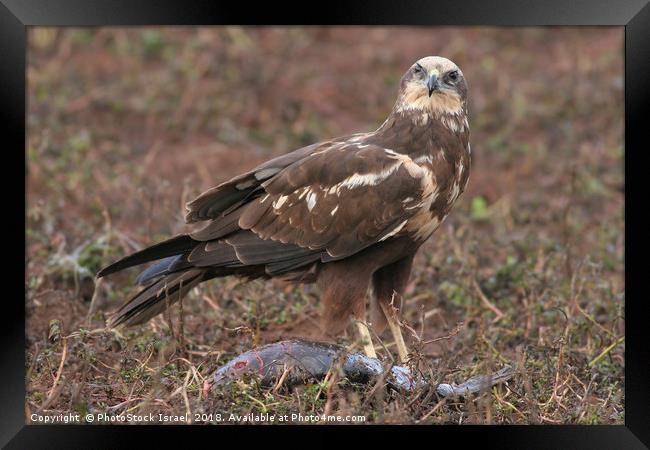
(427, 74, 439, 97)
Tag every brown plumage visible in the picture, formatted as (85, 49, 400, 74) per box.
(98, 56, 471, 356)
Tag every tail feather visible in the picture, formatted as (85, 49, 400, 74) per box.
(97, 234, 196, 278)
(135, 254, 191, 286)
(107, 269, 205, 327)
(101, 227, 324, 328)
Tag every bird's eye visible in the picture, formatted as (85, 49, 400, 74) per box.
(414, 64, 424, 74)
(447, 71, 459, 82)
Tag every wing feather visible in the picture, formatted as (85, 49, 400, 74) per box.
(239, 143, 429, 260)
(184, 133, 374, 224)
(185, 142, 326, 223)
(182, 135, 430, 275)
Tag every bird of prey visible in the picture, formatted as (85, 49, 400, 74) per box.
(98, 56, 471, 363)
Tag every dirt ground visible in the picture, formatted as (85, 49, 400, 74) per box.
(26, 27, 624, 424)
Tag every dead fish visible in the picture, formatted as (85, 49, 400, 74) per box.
(208, 339, 513, 397)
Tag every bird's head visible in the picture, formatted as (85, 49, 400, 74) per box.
(394, 56, 468, 117)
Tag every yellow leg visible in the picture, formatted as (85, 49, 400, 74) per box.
(380, 303, 409, 364)
(356, 321, 377, 359)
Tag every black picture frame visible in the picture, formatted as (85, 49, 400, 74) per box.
(6, 0, 648, 447)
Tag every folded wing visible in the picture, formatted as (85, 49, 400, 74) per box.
(238, 142, 429, 260)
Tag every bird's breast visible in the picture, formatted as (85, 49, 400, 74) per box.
(405, 140, 471, 242)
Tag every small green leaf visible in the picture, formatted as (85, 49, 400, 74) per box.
(471, 196, 489, 220)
